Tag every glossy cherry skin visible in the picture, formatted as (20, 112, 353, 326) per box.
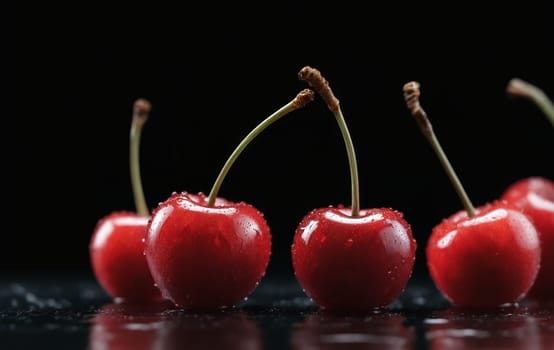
(292, 207, 417, 310)
(426, 201, 541, 307)
(501, 176, 554, 300)
(90, 212, 162, 303)
(145, 192, 271, 309)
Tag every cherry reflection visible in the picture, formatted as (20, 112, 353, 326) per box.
(88, 301, 171, 350)
(291, 310, 415, 350)
(522, 300, 554, 349)
(88, 302, 262, 350)
(426, 305, 542, 350)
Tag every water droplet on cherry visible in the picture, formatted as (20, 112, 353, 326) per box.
(345, 238, 354, 247)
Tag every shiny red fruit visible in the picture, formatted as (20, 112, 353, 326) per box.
(90, 212, 162, 302)
(501, 176, 554, 300)
(426, 201, 541, 307)
(145, 192, 271, 309)
(292, 207, 417, 310)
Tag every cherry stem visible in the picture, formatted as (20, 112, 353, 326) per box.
(207, 89, 315, 207)
(507, 78, 554, 128)
(130, 98, 151, 217)
(403, 82, 476, 217)
(298, 66, 360, 217)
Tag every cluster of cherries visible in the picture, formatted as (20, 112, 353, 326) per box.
(90, 68, 554, 311)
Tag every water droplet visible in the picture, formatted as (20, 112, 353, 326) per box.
(424, 318, 448, 325)
(153, 283, 158, 288)
(387, 270, 392, 275)
(141, 238, 145, 243)
(243, 297, 249, 302)
(345, 238, 354, 247)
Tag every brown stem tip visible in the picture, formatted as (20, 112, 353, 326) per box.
(506, 78, 535, 98)
(292, 89, 315, 109)
(403, 81, 432, 136)
(298, 66, 340, 112)
(133, 98, 152, 126)
(403, 81, 422, 115)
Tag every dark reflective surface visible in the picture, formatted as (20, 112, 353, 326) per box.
(425, 302, 554, 349)
(1, 273, 553, 349)
(88, 303, 263, 350)
(291, 310, 415, 349)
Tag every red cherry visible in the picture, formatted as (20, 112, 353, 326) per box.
(403, 82, 541, 307)
(501, 176, 554, 300)
(292, 67, 417, 310)
(293, 207, 416, 310)
(90, 212, 161, 302)
(145, 90, 315, 309)
(427, 201, 540, 307)
(90, 99, 162, 303)
(145, 192, 271, 308)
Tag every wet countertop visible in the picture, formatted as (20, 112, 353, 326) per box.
(1, 272, 553, 349)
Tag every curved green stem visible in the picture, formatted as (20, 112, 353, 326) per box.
(297, 66, 360, 217)
(404, 82, 476, 217)
(507, 78, 554, 128)
(130, 100, 150, 216)
(333, 107, 360, 217)
(425, 127, 476, 217)
(207, 90, 314, 206)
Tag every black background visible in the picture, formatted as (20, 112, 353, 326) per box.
(15, 2, 553, 282)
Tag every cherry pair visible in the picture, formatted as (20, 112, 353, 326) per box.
(403, 80, 552, 307)
(90, 88, 312, 308)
